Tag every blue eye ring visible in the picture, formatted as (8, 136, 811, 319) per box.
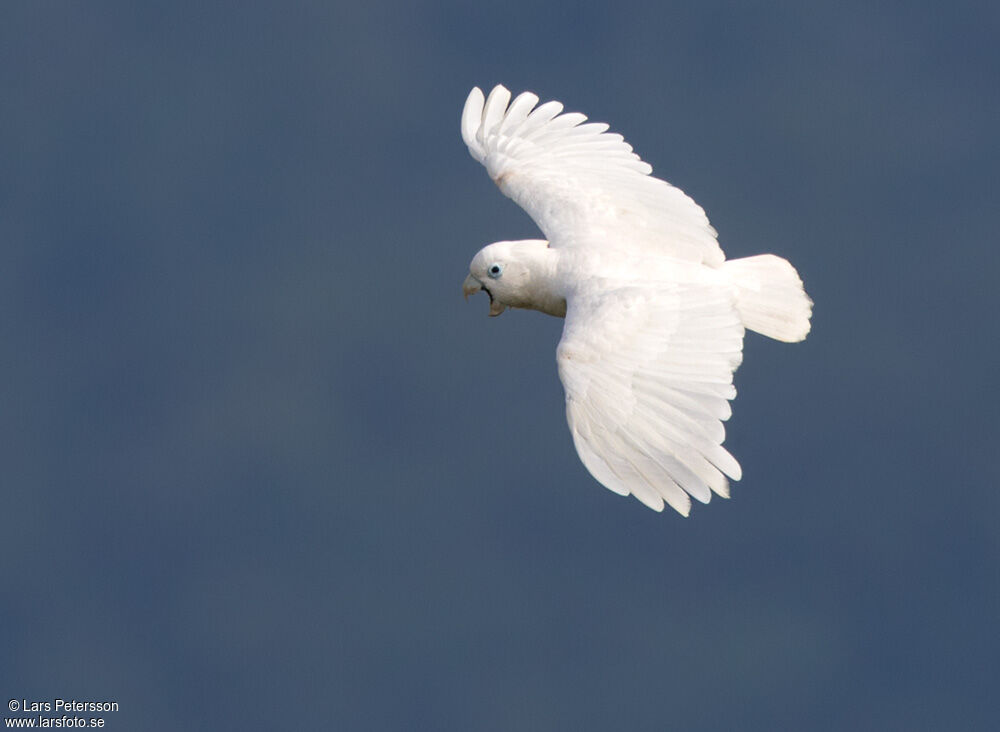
(487, 263, 503, 279)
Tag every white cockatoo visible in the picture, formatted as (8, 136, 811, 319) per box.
(461, 85, 812, 515)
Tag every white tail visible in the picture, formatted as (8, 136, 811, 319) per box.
(724, 254, 813, 342)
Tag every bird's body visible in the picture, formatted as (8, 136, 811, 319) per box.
(461, 85, 812, 515)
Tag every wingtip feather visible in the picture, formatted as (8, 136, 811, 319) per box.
(480, 85, 512, 143)
(462, 87, 486, 159)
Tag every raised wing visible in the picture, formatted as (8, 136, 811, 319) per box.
(557, 284, 745, 514)
(462, 85, 726, 267)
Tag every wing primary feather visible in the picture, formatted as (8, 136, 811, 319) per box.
(576, 400, 667, 511)
(522, 112, 589, 142)
(479, 85, 511, 146)
(519, 100, 564, 133)
(567, 404, 629, 496)
(497, 92, 539, 134)
(461, 87, 486, 160)
(626, 421, 713, 504)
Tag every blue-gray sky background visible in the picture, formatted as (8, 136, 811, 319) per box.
(2, 2, 997, 730)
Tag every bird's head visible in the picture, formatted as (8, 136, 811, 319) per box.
(462, 240, 538, 317)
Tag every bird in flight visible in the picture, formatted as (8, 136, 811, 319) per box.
(461, 85, 812, 515)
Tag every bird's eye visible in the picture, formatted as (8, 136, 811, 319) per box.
(487, 263, 503, 279)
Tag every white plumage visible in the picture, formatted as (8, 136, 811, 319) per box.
(460, 85, 812, 515)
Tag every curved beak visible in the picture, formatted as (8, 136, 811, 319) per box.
(462, 273, 505, 317)
(462, 274, 482, 300)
